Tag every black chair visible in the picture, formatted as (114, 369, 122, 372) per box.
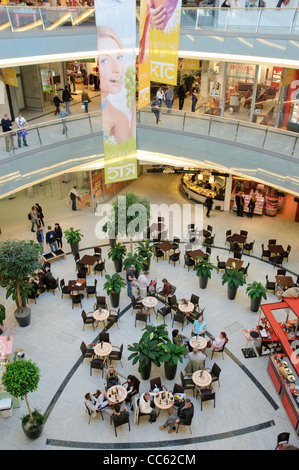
(131, 295, 144, 315)
(109, 344, 124, 367)
(203, 234, 215, 247)
(111, 413, 130, 437)
(184, 253, 195, 271)
(240, 230, 248, 238)
(60, 279, 69, 298)
(277, 269, 287, 276)
(205, 246, 211, 257)
(94, 296, 107, 310)
(225, 230, 232, 245)
(268, 239, 276, 245)
(211, 340, 227, 360)
(77, 270, 86, 280)
(261, 244, 270, 260)
(173, 383, 185, 395)
(135, 311, 148, 327)
(107, 308, 120, 329)
(98, 332, 110, 343)
(94, 260, 106, 276)
(239, 262, 250, 278)
(71, 292, 83, 309)
(243, 240, 255, 255)
(190, 294, 199, 309)
(172, 237, 180, 251)
(265, 275, 276, 292)
(86, 279, 97, 298)
(27, 288, 38, 304)
(93, 246, 102, 261)
(81, 309, 95, 331)
(233, 251, 242, 260)
(197, 387, 215, 410)
(180, 371, 195, 396)
(169, 251, 180, 266)
(172, 312, 185, 331)
(135, 398, 153, 425)
(273, 256, 283, 268)
(85, 403, 104, 424)
(90, 356, 105, 377)
(154, 246, 164, 261)
(230, 241, 242, 253)
(80, 341, 95, 362)
(204, 363, 221, 387)
(275, 432, 290, 450)
(282, 245, 291, 262)
(216, 255, 226, 273)
(157, 305, 172, 320)
(48, 277, 59, 295)
(150, 377, 167, 392)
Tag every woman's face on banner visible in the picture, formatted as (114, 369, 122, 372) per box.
(98, 36, 125, 95)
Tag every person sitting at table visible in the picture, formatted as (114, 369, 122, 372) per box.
(159, 398, 194, 434)
(185, 347, 206, 373)
(172, 329, 191, 352)
(191, 315, 207, 337)
(111, 404, 130, 426)
(139, 391, 158, 423)
(42, 270, 57, 290)
(207, 332, 228, 352)
(104, 366, 125, 390)
(84, 390, 109, 415)
(123, 375, 140, 404)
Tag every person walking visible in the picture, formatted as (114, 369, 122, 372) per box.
(126, 265, 136, 298)
(30, 206, 39, 232)
(82, 88, 91, 113)
(36, 226, 44, 255)
(54, 223, 63, 248)
(1, 114, 15, 153)
(53, 94, 63, 115)
(46, 226, 58, 253)
(205, 192, 213, 218)
(235, 190, 244, 217)
(178, 84, 186, 110)
(62, 85, 73, 114)
(247, 193, 256, 218)
(35, 203, 44, 227)
(15, 112, 29, 148)
(69, 185, 82, 211)
(151, 98, 161, 125)
(59, 106, 68, 135)
(165, 85, 174, 112)
(191, 87, 198, 112)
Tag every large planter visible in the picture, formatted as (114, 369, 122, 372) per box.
(114, 259, 123, 273)
(109, 238, 117, 247)
(199, 276, 208, 289)
(70, 243, 79, 256)
(227, 285, 238, 300)
(143, 259, 151, 271)
(140, 361, 152, 380)
(164, 362, 177, 381)
(14, 307, 31, 327)
(110, 291, 120, 308)
(22, 421, 44, 440)
(250, 296, 262, 312)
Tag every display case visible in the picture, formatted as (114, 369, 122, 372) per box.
(232, 194, 264, 215)
(181, 174, 225, 211)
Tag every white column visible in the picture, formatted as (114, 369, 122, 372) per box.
(224, 174, 232, 212)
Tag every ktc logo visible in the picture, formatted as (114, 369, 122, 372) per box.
(150, 61, 175, 80)
(139, 86, 150, 104)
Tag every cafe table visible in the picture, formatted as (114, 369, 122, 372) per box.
(178, 301, 194, 318)
(268, 244, 285, 255)
(80, 254, 98, 274)
(275, 276, 295, 290)
(142, 296, 158, 318)
(93, 308, 109, 330)
(68, 279, 86, 293)
(94, 341, 112, 367)
(156, 241, 175, 258)
(188, 249, 208, 262)
(189, 335, 207, 351)
(226, 258, 243, 270)
(230, 233, 246, 244)
(192, 370, 212, 388)
(154, 391, 174, 416)
(107, 385, 127, 405)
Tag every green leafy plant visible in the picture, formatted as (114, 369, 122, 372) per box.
(0, 301, 5, 327)
(246, 281, 268, 300)
(193, 256, 215, 279)
(128, 324, 169, 372)
(135, 239, 155, 262)
(160, 341, 187, 367)
(221, 265, 245, 288)
(108, 242, 127, 262)
(2, 359, 41, 424)
(64, 227, 83, 245)
(123, 252, 146, 272)
(103, 273, 126, 295)
(0, 239, 41, 312)
(22, 409, 45, 432)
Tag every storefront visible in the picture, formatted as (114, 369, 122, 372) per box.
(181, 169, 226, 210)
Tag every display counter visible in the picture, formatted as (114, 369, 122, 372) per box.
(232, 193, 264, 215)
(181, 175, 225, 211)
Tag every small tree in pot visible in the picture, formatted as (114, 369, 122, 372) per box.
(0, 239, 41, 327)
(221, 264, 245, 300)
(193, 256, 215, 289)
(135, 239, 155, 271)
(103, 273, 126, 308)
(108, 242, 127, 273)
(160, 341, 187, 380)
(64, 227, 83, 256)
(123, 252, 145, 279)
(1, 359, 45, 439)
(246, 281, 268, 312)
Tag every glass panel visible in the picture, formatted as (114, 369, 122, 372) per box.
(292, 137, 299, 158)
(263, 130, 296, 155)
(40, 8, 72, 32)
(184, 114, 211, 135)
(258, 8, 295, 35)
(71, 7, 95, 28)
(196, 9, 215, 30)
(225, 8, 260, 33)
(209, 118, 238, 140)
(0, 8, 11, 33)
(200, 61, 225, 117)
(235, 123, 266, 147)
(224, 62, 256, 122)
(89, 113, 103, 134)
(252, 65, 280, 128)
(278, 73, 299, 133)
(291, 10, 299, 34)
(181, 8, 197, 29)
(8, 8, 43, 32)
(36, 121, 68, 147)
(63, 114, 93, 139)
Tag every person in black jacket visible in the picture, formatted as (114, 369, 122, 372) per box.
(235, 191, 245, 217)
(159, 398, 194, 433)
(62, 86, 73, 114)
(1, 114, 15, 152)
(53, 94, 62, 115)
(205, 192, 213, 218)
(54, 223, 63, 248)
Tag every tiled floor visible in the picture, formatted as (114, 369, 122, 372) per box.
(0, 171, 299, 451)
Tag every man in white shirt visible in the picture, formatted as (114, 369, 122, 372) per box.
(69, 185, 82, 211)
(185, 347, 206, 373)
(137, 271, 149, 298)
(139, 391, 157, 422)
(15, 112, 28, 148)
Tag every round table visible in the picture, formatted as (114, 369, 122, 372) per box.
(142, 297, 158, 317)
(192, 370, 212, 388)
(154, 391, 174, 416)
(178, 301, 194, 317)
(189, 336, 207, 350)
(93, 309, 109, 330)
(107, 385, 127, 404)
(94, 341, 112, 358)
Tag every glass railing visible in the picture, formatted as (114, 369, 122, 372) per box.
(0, 6, 298, 35)
(1, 108, 298, 164)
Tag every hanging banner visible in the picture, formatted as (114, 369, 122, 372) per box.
(95, 0, 137, 184)
(138, 0, 151, 110)
(149, 0, 182, 86)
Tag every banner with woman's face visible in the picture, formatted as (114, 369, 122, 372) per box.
(95, 0, 137, 184)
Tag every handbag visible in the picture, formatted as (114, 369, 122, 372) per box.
(21, 129, 28, 137)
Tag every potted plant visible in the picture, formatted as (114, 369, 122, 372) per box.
(246, 281, 268, 312)
(160, 341, 187, 380)
(221, 264, 245, 300)
(0, 239, 41, 327)
(193, 256, 215, 289)
(123, 252, 145, 278)
(128, 324, 169, 380)
(108, 242, 127, 273)
(135, 239, 155, 271)
(64, 227, 83, 255)
(103, 273, 126, 308)
(103, 221, 117, 247)
(1, 359, 45, 439)
(0, 301, 5, 335)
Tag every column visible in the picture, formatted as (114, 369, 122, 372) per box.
(224, 174, 232, 212)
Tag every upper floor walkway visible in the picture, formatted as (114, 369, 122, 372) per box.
(1, 6, 299, 66)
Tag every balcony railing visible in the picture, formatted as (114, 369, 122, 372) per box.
(0, 6, 298, 36)
(1, 108, 298, 163)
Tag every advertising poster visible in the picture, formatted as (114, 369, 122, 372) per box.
(138, 0, 151, 109)
(95, 0, 137, 184)
(149, 0, 182, 86)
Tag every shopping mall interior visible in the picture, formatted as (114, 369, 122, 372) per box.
(0, 1, 299, 453)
